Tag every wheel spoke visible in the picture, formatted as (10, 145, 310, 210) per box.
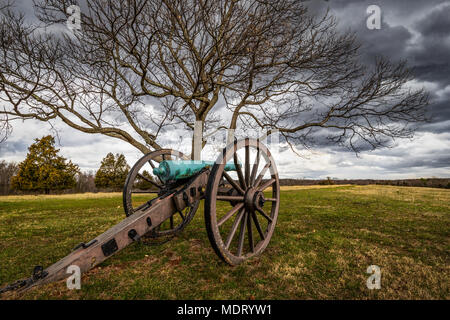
(245, 144, 250, 187)
(237, 211, 248, 257)
(218, 203, 244, 227)
(251, 211, 265, 240)
(222, 171, 245, 195)
(256, 207, 273, 223)
(250, 147, 260, 187)
(265, 197, 277, 202)
(216, 195, 244, 202)
(247, 209, 254, 253)
(170, 215, 174, 229)
(225, 208, 245, 249)
(125, 149, 193, 225)
(254, 162, 271, 188)
(137, 173, 162, 189)
(258, 178, 275, 192)
(234, 143, 247, 189)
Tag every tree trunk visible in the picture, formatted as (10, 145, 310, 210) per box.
(191, 121, 203, 160)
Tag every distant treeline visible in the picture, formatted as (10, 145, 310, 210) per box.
(0, 136, 134, 196)
(279, 178, 450, 189)
(2, 134, 449, 196)
(0, 161, 99, 195)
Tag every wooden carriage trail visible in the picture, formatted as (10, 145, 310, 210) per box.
(0, 138, 280, 294)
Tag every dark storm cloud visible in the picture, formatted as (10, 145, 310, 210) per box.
(393, 154, 450, 170)
(307, 137, 450, 178)
(357, 23, 412, 64)
(304, 0, 450, 148)
(2, 0, 449, 178)
(315, 0, 446, 14)
(418, 120, 450, 134)
(410, 3, 450, 86)
(316, 0, 450, 86)
(428, 99, 450, 124)
(415, 3, 450, 37)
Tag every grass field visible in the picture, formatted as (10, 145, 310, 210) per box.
(0, 185, 448, 300)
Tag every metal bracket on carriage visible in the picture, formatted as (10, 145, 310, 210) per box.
(0, 265, 48, 294)
(72, 239, 98, 251)
(128, 229, 141, 242)
(172, 168, 209, 212)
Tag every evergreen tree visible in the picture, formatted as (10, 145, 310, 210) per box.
(95, 153, 130, 190)
(11, 136, 79, 194)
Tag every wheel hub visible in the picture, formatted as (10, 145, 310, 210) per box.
(244, 188, 265, 212)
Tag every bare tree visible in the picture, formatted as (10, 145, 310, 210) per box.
(0, 160, 17, 195)
(0, 0, 428, 157)
(76, 171, 97, 193)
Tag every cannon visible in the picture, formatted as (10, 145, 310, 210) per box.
(0, 138, 280, 294)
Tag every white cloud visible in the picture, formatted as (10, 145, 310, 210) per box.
(1, 118, 449, 179)
(270, 131, 450, 179)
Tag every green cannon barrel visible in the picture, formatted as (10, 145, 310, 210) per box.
(153, 160, 238, 182)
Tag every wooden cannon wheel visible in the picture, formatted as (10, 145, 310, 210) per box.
(204, 138, 280, 265)
(123, 149, 199, 240)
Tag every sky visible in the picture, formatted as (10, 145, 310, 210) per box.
(0, 0, 449, 180)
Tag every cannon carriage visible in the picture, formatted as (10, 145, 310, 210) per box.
(0, 138, 280, 293)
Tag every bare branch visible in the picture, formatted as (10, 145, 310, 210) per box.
(0, 0, 429, 155)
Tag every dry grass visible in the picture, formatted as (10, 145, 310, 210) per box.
(280, 185, 352, 191)
(0, 192, 122, 201)
(335, 185, 450, 209)
(0, 185, 448, 300)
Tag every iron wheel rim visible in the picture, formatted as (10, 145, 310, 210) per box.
(205, 138, 280, 265)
